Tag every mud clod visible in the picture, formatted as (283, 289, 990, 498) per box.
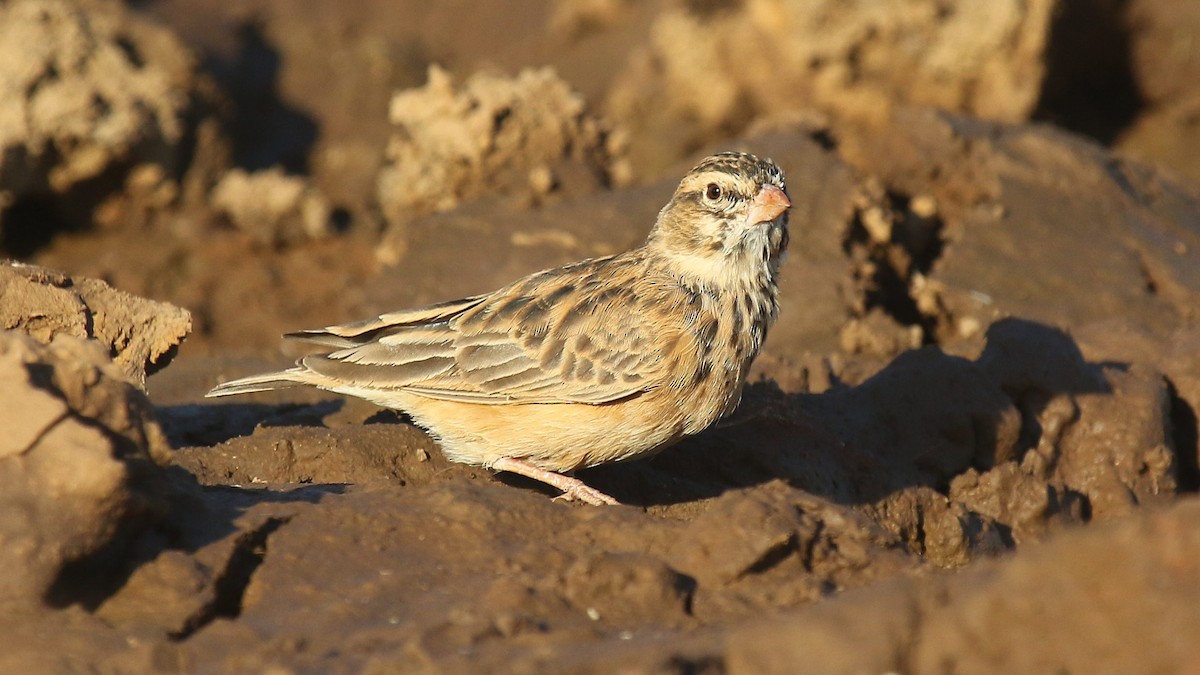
(0, 262, 190, 386)
(376, 66, 628, 229)
(0, 330, 171, 608)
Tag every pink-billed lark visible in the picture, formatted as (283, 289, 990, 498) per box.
(208, 152, 791, 505)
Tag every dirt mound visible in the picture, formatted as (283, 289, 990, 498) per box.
(606, 0, 1058, 170)
(837, 108, 1200, 345)
(0, 330, 172, 607)
(0, 262, 190, 385)
(211, 167, 335, 246)
(376, 66, 629, 230)
(1116, 0, 1200, 183)
(0, 0, 199, 253)
(724, 496, 1200, 674)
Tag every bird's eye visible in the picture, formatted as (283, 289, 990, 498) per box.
(704, 183, 722, 201)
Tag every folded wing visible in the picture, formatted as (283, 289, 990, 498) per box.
(292, 258, 685, 405)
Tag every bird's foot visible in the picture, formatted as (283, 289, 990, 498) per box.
(551, 482, 620, 506)
(491, 457, 619, 506)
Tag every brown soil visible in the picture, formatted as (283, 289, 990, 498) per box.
(2, 0, 1200, 672)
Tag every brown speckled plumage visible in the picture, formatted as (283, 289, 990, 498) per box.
(207, 152, 791, 505)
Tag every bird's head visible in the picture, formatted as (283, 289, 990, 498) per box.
(648, 152, 790, 284)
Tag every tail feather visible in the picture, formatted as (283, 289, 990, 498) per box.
(205, 369, 307, 398)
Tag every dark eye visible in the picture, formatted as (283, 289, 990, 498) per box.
(704, 183, 722, 200)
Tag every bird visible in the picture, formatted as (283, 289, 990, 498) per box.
(207, 152, 791, 505)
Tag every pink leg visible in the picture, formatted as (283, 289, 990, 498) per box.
(491, 457, 619, 506)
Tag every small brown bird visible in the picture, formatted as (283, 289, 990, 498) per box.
(207, 152, 790, 505)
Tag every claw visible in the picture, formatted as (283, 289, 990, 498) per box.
(560, 482, 619, 506)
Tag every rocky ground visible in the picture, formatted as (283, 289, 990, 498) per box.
(2, 0, 1199, 672)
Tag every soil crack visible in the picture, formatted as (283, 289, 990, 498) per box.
(171, 516, 291, 641)
(1165, 377, 1200, 492)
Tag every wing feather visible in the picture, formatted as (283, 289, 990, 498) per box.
(289, 254, 691, 405)
(303, 353, 456, 386)
(285, 296, 487, 344)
